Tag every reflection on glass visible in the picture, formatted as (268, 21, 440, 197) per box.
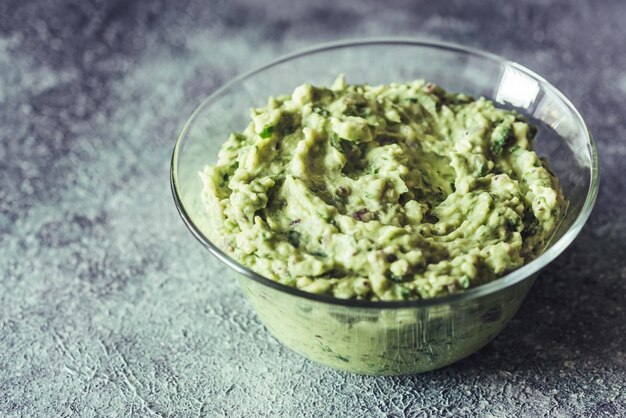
(495, 66, 540, 108)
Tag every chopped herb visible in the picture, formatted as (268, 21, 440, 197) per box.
(259, 125, 274, 139)
(335, 354, 350, 363)
(458, 275, 470, 289)
(389, 273, 404, 283)
(399, 285, 412, 299)
(521, 210, 540, 238)
(287, 230, 301, 247)
(490, 125, 511, 155)
(344, 102, 372, 117)
(386, 253, 398, 263)
(329, 133, 343, 152)
(281, 122, 295, 136)
(506, 218, 520, 232)
(492, 128, 508, 150)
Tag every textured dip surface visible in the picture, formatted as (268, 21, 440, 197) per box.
(201, 78, 566, 300)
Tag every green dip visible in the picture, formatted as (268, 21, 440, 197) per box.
(200, 76, 567, 301)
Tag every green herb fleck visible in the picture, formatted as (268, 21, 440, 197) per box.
(490, 125, 511, 155)
(259, 125, 274, 139)
(399, 285, 411, 299)
(389, 273, 404, 283)
(329, 133, 343, 152)
(287, 230, 301, 248)
(335, 354, 350, 363)
(506, 217, 520, 232)
(280, 117, 296, 136)
(458, 275, 470, 289)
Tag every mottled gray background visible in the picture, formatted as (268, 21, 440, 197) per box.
(1, 0, 625, 417)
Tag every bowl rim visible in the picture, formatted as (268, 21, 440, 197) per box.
(170, 37, 600, 309)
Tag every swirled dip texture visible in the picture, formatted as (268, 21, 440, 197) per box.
(200, 76, 567, 301)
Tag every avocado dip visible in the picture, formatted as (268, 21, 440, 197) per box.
(200, 75, 567, 301)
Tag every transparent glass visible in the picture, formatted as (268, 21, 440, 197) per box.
(171, 39, 599, 375)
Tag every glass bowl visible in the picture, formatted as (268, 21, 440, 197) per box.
(171, 39, 599, 375)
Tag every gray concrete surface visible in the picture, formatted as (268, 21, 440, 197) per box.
(1, 0, 625, 416)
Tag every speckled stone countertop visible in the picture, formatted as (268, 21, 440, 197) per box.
(1, 0, 625, 416)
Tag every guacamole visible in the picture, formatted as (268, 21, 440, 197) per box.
(200, 76, 567, 301)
